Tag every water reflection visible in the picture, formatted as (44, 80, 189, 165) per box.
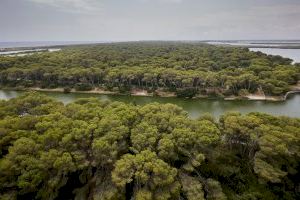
(1, 90, 299, 119)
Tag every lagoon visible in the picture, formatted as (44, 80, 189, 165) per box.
(1, 90, 300, 119)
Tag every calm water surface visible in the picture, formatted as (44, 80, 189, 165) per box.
(1, 90, 299, 119)
(250, 48, 300, 63)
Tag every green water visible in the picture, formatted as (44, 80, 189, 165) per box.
(1, 90, 300, 119)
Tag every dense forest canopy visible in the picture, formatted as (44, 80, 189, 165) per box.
(0, 42, 299, 97)
(0, 93, 299, 200)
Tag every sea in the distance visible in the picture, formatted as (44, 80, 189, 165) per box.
(207, 40, 300, 63)
(249, 48, 300, 64)
(0, 41, 104, 49)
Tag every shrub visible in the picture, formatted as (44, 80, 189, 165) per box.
(176, 88, 198, 98)
(63, 87, 71, 93)
(74, 83, 93, 91)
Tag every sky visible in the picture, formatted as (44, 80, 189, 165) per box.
(1, 0, 300, 41)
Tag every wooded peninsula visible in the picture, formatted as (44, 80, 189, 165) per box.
(0, 42, 299, 99)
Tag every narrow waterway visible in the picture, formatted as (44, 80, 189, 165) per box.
(1, 90, 300, 119)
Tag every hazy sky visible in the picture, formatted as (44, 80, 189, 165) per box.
(1, 0, 300, 41)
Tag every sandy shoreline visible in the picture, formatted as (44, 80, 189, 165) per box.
(1, 87, 290, 101)
(30, 87, 118, 95)
(245, 94, 283, 101)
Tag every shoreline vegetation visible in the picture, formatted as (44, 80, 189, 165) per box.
(2, 85, 299, 101)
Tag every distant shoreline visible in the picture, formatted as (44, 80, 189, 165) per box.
(2, 40, 300, 51)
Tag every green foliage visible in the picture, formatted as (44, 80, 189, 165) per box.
(180, 173, 205, 200)
(74, 83, 93, 91)
(206, 179, 227, 200)
(112, 150, 179, 200)
(63, 87, 71, 93)
(176, 87, 198, 98)
(0, 93, 299, 199)
(0, 42, 298, 97)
